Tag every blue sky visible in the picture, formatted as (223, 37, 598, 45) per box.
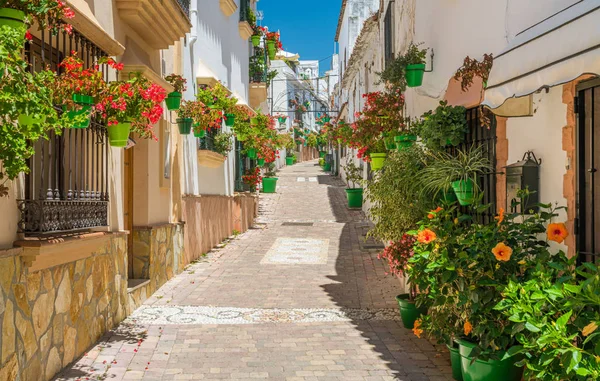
(257, 0, 340, 75)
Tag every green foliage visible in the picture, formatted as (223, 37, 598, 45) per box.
(0, 25, 73, 191)
(376, 42, 428, 91)
(196, 82, 237, 113)
(365, 145, 434, 241)
(419, 144, 492, 196)
(341, 158, 363, 189)
(306, 133, 318, 148)
(417, 101, 468, 149)
(264, 162, 277, 178)
(164, 73, 187, 93)
(213, 132, 234, 156)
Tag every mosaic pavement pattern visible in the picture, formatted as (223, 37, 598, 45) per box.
(260, 237, 329, 264)
(128, 306, 402, 325)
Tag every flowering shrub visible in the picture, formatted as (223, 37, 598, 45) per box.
(164, 73, 187, 93)
(97, 73, 166, 140)
(4, 0, 75, 33)
(265, 29, 282, 50)
(196, 82, 237, 113)
(213, 132, 234, 156)
(242, 167, 261, 192)
(378, 235, 416, 276)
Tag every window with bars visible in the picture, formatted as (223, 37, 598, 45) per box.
(446, 107, 497, 225)
(17, 28, 111, 235)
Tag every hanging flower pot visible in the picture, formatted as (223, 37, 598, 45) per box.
(177, 117, 193, 135)
(385, 139, 396, 151)
(448, 343, 464, 381)
(395, 294, 427, 329)
(323, 162, 331, 172)
(262, 177, 278, 193)
(345, 188, 363, 208)
(319, 151, 326, 158)
(440, 188, 458, 203)
(108, 121, 132, 148)
(395, 134, 417, 151)
(457, 340, 523, 381)
(278, 117, 287, 124)
(246, 148, 257, 159)
(0, 8, 25, 30)
(451, 179, 475, 206)
(405, 63, 426, 87)
(257, 158, 265, 167)
(194, 128, 206, 138)
(251, 35, 261, 47)
(266, 40, 276, 60)
(370, 153, 387, 171)
(64, 94, 94, 129)
(18, 114, 46, 126)
(285, 157, 294, 166)
(224, 113, 235, 127)
(165, 91, 182, 111)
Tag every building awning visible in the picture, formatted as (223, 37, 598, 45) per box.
(196, 60, 220, 87)
(483, 1, 600, 111)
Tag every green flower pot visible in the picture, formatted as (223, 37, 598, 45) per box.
(194, 129, 206, 138)
(370, 153, 387, 171)
(385, 140, 396, 150)
(278, 117, 287, 124)
(257, 158, 265, 167)
(286, 157, 294, 166)
(395, 134, 417, 151)
(224, 113, 235, 127)
(165, 91, 182, 111)
(262, 177, 278, 193)
(177, 117, 193, 135)
(319, 151, 326, 158)
(108, 122, 131, 148)
(323, 162, 331, 172)
(451, 179, 475, 206)
(267, 40, 276, 60)
(251, 35, 261, 47)
(0, 8, 25, 30)
(395, 294, 427, 329)
(18, 114, 46, 126)
(448, 344, 464, 381)
(441, 188, 458, 203)
(405, 63, 426, 87)
(346, 188, 363, 208)
(64, 93, 94, 129)
(457, 340, 523, 381)
(246, 148, 257, 159)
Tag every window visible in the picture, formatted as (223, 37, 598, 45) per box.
(384, 1, 394, 68)
(18, 28, 111, 235)
(446, 107, 497, 225)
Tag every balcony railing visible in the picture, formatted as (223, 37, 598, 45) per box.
(239, 0, 251, 22)
(177, 0, 191, 16)
(198, 129, 219, 153)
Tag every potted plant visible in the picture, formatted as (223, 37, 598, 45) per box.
(164, 74, 187, 111)
(419, 145, 492, 206)
(276, 114, 288, 124)
(417, 101, 468, 149)
(53, 54, 111, 129)
(192, 102, 222, 138)
(394, 118, 419, 151)
(242, 167, 261, 192)
(0, 0, 75, 34)
(261, 162, 278, 193)
(403, 42, 428, 87)
(251, 25, 265, 47)
(342, 159, 364, 208)
(286, 152, 294, 166)
(98, 72, 167, 147)
(176, 100, 199, 135)
(213, 132, 234, 156)
(265, 30, 281, 60)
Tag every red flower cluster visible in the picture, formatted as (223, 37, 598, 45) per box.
(378, 235, 417, 276)
(242, 167, 262, 192)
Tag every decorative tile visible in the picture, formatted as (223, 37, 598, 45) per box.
(128, 306, 401, 325)
(308, 177, 317, 182)
(297, 177, 306, 182)
(260, 238, 329, 265)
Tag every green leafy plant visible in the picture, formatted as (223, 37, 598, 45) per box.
(454, 54, 494, 92)
(164, 73, 187, 93)
(264, 162, 277, 178)
(376, 42, 428, 91)
(419, 144, 492, 197)
(213, 132, 234, 156)
(196, 82, 237, 113)
(2, 0, 75, 33)
(341, 158, 363, 189)
(417, 101, 467, 149)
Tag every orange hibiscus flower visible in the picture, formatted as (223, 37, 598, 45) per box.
(413, 319, 423, 338)
(547, 223, 569, 244)
(492, 242, 513, 262)
(464, 321, 473, 336)
(495, 208, 505, 226)
(417, 229, 437, 244)
(428, 207, 443, 219)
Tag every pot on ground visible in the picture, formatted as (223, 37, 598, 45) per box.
(323, 162, 331, 172)
(457, 340, 523, 381)
(370, 153, 387, 171)
(319, 151, 326, 158)
(285, 157, 294, 166)
(345, 188, 363, 208)
(395, 294, 427, 329)
(262, 177, 278, 193)
(448, 343, 463, 381)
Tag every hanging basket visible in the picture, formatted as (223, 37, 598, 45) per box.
(177, 117, 193, 135)
(370, 153, 387, 171)
(262, 177, 278, 193)
(345, 188, 363, 208)
(108, 121, 131, 148)
(246, 148, 257, 159)
(266, 40, 276, 60)
(251, 35, 261, 47)
(278, 117, 287, 124)
(0, 8, 25, 30)
(457, 340, 523, 381)
(224, 113, 235, 127)
(405, 63, 426, 87)
(165, 91, 182, 111)
(194, 129, 206, 138)
(64, 94, 94, 129)
(395, 134, 417, 151)
(451, 179, 475, 206)
(395, 294, 427, 329)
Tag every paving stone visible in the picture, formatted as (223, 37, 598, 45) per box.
(55, 160, 452, 381)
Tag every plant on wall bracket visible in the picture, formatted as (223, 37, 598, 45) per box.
(454, 53, 493, 92)
(376, 42, 429, 90)
(417, 101, 468, 149)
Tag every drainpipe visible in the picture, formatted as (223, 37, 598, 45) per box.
(189, 0, 198, 47)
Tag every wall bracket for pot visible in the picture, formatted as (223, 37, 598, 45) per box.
(425, 49, 435, 73)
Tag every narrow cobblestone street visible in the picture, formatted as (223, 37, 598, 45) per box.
(55, 161, 452, 381)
